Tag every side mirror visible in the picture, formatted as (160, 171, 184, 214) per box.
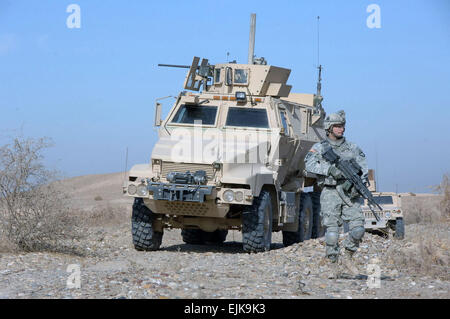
(154, 102, 162, 127)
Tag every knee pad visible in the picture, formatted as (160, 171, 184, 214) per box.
(350, 226, 365, 241)
(325, 231, 339, 246)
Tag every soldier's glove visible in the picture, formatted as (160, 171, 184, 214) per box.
(328, 165, 343, 180)
(349, 186, 359, 199)
(362, 174, 370, 187)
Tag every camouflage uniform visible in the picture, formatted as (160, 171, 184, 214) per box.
(305, 125, 368, 261)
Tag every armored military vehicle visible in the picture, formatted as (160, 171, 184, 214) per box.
(361, 170, 405, 239)
(124, 14, 327, 252)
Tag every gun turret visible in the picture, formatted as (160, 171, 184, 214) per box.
(158, 64, 192, 69)
(159, 57, 215, 91)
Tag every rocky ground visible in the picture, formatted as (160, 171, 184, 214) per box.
(0, 217, 448, 299)
(0, 173, 448, 300)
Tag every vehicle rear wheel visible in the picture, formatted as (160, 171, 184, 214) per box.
(131, 198, 163, 251)
(242, 190, 273, 253)
(311, 191, 324, 238)
(282, 192, 313, 247)
(394, 217, 405, 239)
(299, 193, 313, 241)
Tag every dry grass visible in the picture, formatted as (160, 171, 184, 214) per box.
(387, 174, 450, 280)
(402, 195, 444, 225)
(75, 204, 130, 228)
(433, 174, 450, 219)
(387, 223, 449, 280)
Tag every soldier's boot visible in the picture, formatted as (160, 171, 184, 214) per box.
(340, 225, 365, 275)
(326, 254, 341, 279)
(340, 249, 359, 276)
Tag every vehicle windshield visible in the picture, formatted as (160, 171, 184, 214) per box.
(225, 107, 269, 128)
(359, 195, 394, 206)
(372, 196, 394, 205)
(171, 104, 217, 125)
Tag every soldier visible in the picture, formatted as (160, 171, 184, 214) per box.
(305, 110, 368, 274)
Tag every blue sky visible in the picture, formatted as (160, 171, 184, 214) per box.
(0, 0, 449, 193)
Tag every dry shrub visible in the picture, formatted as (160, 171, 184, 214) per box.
(0, 136, 85, 253)
(387, 224, 449, 280)
(401, 174, 449, 225)
(402, 196, 443, 225)
(433, 174, 450, 220)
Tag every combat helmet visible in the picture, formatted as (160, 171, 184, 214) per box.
(324, 110, 346, 131)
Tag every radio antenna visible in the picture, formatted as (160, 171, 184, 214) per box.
(313, 16, 324, 111)
(317, 16, 320, 66)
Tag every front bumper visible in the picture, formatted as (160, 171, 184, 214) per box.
(147, 182, 214, 203)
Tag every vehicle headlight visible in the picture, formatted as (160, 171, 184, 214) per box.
(137, 184, 148, 196)
(128, 184, 137, 195)
(234, 191, 244, 202)
(385, 212, 391, 218)
(223, 190, 235, 202)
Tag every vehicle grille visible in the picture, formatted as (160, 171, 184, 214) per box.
(161, 162, 215, 180)
(163, 201, 209, 216)
(364, 211, 387, 219)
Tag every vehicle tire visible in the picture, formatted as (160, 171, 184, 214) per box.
(394, 217, 405, 240)
(299, 193, 314, 242)
(242, 189, 273, 253)
(311, 191, 324, 238)
(131, 198, 163, 251)
(181, 229, 205, 245)
(282, 192, 313, 247)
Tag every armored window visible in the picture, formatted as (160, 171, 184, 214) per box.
(214, 68, 221, 84)
(171, 104, 217, 125)
(226, 107, 269, 128)
(233, 69, 248, 84)
(372, 196, 394, 205)
(279, 110, 289, 134)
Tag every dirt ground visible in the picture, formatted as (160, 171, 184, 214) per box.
(0, 172, 448, 299)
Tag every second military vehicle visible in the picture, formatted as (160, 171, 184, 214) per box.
(361, 170, 405, 239)
(124, 14, 327, 252)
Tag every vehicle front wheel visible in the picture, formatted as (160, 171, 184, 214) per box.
(394, 217, 405, 240)
(242, 190, 273, 253)
(131, 198, 163, 251)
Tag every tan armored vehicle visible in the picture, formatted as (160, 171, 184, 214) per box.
(124, 14, 327, 252)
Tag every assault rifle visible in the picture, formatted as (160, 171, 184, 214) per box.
(322, 145, 381, 222)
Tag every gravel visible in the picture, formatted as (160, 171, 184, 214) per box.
(1, 221, 449, 299)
